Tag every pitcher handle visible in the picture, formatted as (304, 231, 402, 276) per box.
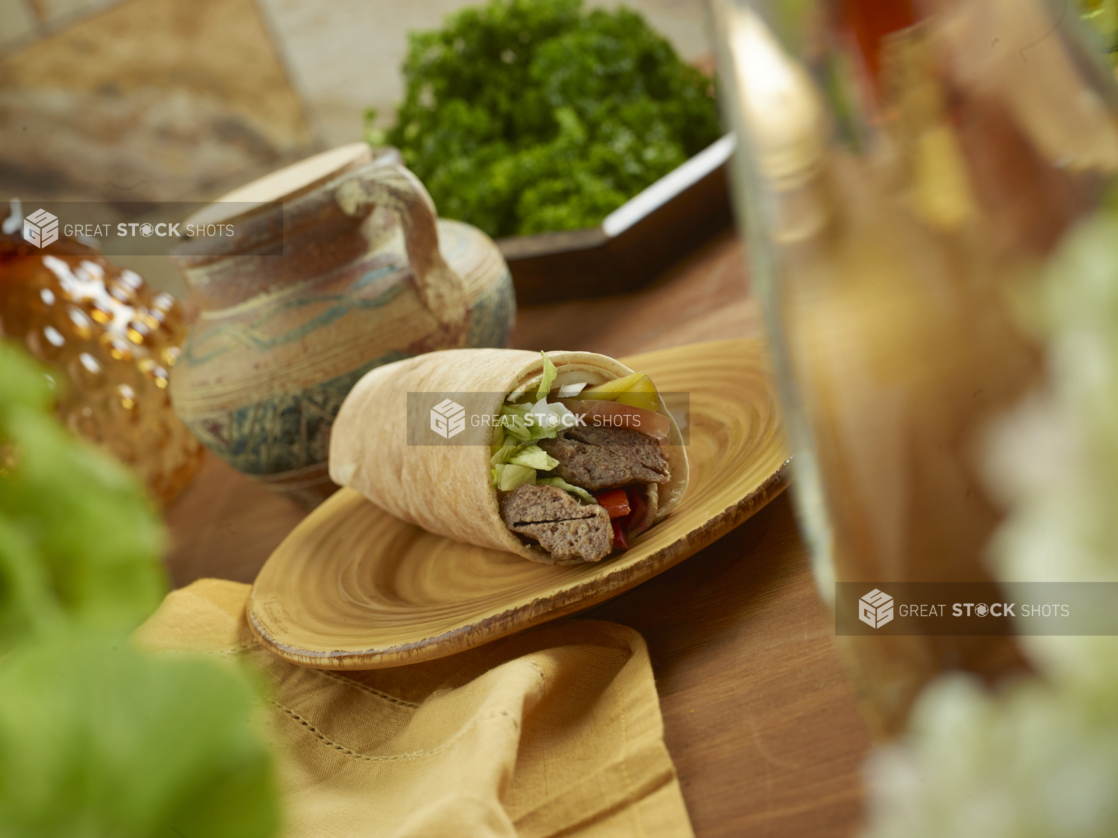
(333, 162, 469, 328)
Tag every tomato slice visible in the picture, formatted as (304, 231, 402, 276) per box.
(559, 399, 671, 440)
(595, 488, 630, 519)
(611, 518, 630, 552)
(625, 486, 651, 536)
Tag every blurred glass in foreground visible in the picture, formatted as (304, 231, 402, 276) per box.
(712, 0, 1118, 737)
(862, 179, 1118, 838)
(1, 203, 204, 507)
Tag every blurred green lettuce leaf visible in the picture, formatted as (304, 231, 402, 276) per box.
(0, 342, 165, 647)
(0, 339, 279, 838)
(0, 632, 278, 838)
(1080, 0, 1118, 66)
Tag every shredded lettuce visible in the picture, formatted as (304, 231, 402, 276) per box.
(508, 444, 560, 471)
(490, 352, 594, 499)
(528, 397, 578, 438)
(536, 351, 558, 400)
(490, 421, 506, 448)
(492, 464, 537, 492)
(500, 412, 533, 442)
(489, 442, 518, 466)
(494, 398, 575, 447)
(527, 397, 562, 436)
(538, 477, 595, 504)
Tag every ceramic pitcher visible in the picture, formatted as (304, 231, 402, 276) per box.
(170, 144, 515, 507)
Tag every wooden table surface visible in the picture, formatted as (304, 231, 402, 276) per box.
(164, 230, 872, 838)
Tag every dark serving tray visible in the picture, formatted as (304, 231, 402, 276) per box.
(496, 134, 736, 305)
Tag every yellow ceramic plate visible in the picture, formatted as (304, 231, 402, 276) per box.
(248, 338, 790, 669)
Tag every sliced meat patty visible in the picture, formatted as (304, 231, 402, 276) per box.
(539, 425, 669, 492)
(499, 484, 613, 563)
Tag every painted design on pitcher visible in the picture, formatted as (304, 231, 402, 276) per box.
(184, 271, 515, 476)
(185, 350, 411, 475)
(182, 263, 407, 366)
(467, 268, 515, 349)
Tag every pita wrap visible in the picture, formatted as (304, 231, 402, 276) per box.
(329, 348, 688, 564)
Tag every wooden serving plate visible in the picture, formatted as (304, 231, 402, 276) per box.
(248, 338, 791, 669)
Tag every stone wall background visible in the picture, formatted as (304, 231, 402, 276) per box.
(0, 0, 712, 295)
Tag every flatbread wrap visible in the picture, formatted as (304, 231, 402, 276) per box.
(328, 348, 689, 565)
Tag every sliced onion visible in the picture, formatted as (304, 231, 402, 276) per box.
(557, 381, 588, 398)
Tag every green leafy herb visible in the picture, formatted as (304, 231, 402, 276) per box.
(380, 0, 722, 237)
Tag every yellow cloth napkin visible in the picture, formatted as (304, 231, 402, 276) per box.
(134, 579, 694, 838)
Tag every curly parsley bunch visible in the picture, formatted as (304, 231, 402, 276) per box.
(376, 0, 722, 237)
